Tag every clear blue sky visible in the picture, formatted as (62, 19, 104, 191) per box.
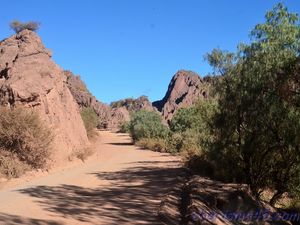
(0, 1, 299, 103)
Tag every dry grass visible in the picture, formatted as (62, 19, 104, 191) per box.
(0, 151, 30, 179)
(0, 107, 53, 170)
(71, 147, 95, 162)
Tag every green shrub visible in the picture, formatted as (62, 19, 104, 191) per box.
(0, 107, 53, 169)
(169, 100, 217, 154)
(136, 138, 168, 152)
(80, 107, 98, 138)
(170, 107, 199, 133)
(10, 20, 40, 33)
(129, 110, 169, 142)
(118, 121, 130, 133)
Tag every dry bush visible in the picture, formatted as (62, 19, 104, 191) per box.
(72, 147, 95, 162)
(136, 138, 167, 152)
(0, 151, 30, 179)
(0, 107, 53, 169)
(10, 20, 40, 33)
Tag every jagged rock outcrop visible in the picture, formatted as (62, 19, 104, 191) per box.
(65, 71, 111, 128)
(66, 71, 157, 130)
(0, 30, 90, 163)
(109, 107, 130, 129)
(65, 71, 154, 129)
(110, 96, 156, 112)
(153, 70, 210, 122)
(109, 96, 156, 129)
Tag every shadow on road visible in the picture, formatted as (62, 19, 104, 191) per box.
(106, 142, 134, 146)
(0, 213, 63, 225)
(17, 161, 184, 224)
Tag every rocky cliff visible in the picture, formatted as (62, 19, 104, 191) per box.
(66, 70, 156, 129)
(153, 70, 210, 122)
(109, 96, 156, 128)
(0, 30, 90, 163)
(65, 71, 112, 128)
(110, 96, 155, 112)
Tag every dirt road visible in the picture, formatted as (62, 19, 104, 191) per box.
(0, 131, 182, 225)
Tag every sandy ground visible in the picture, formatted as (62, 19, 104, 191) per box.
(0, 131, 182, 225)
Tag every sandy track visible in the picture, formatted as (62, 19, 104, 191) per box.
(0, 131, 182, 225)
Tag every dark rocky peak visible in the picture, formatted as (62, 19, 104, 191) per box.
(153, 70, 210, 122)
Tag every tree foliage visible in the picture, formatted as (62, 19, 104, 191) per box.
(207, 3, 300, 205)
(169, 100, 217, 155)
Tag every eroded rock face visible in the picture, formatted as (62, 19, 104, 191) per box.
(0, 30, 90, 164)
(66, 71, 157, 130)
(109, 96, 156, 129)
(153, 70, 209, 122)
(111, 96, 156, 112)
(65, 71, 111, 129)
(109, 107, 130, 130)
(65, 71, 138, 129)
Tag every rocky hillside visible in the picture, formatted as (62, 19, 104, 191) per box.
(65, 70, 112, 128)
(0, 30, 90, 163)
(111, 96, 155, 112)
(66, 71, 155, 129)
(109, 96, 156, 129)
(153, 70, 211, 122)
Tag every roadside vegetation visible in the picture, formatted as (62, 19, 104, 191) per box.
(128, 110, 169, 143)
(80, 107, 98, 139)
(126, 3, 300, 208)
(0, 107, 53, 178)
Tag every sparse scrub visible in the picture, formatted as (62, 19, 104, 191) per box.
(72, 147, 95, 162)
(80, 107, 98, 138)
(10, 20, 40, 33)
(0, 151, 30, 179)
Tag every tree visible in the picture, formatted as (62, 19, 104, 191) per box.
(10, 20, 40, 33)
(207, 3, 300, 205)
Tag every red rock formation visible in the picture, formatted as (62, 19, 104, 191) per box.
(153, 70, 209, 122)
(0, 30, 90, 164)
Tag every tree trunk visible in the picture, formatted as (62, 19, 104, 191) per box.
(270, 191, 284, 207)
